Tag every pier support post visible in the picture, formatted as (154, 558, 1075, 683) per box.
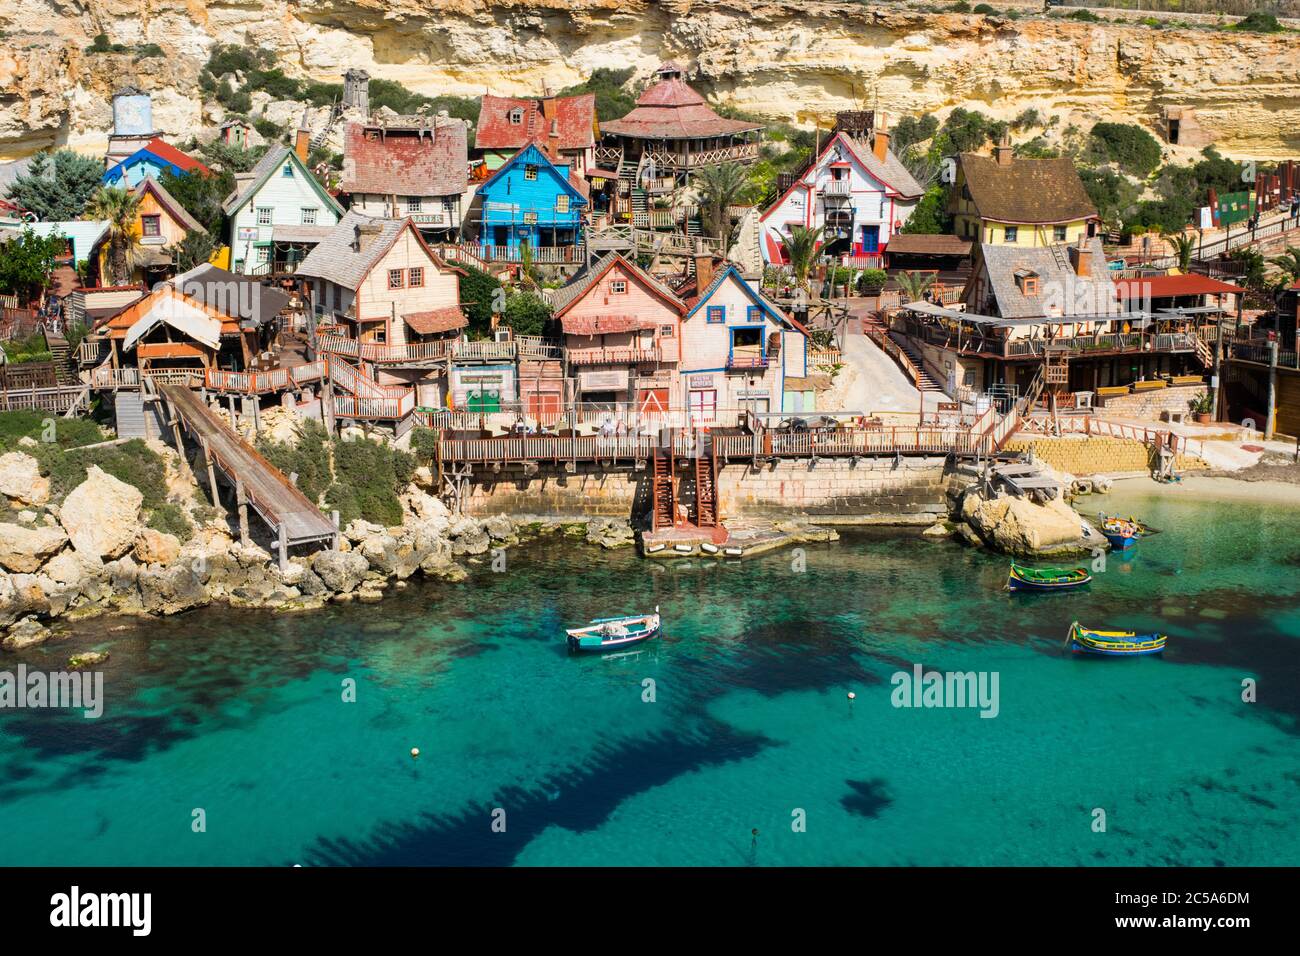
(202, 439, 220, 508)
(235, 479, 250, 546)
(277, 523, 288, 572)
(331, 510, 340, 551)
(1266, 340, 1279, 440)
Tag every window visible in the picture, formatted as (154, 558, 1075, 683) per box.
(524, 165, 538, 181)
(747, 306, 763, 323)
(509, 108, 524, 125)
(301, 208, 317, 225)
(388, 269, 405, 290)
(1053, 225, 1067, 242)
(609, 280, 627, 295)
(707, 306, 725, 324)
(555, 195, 570, 213)
(281, 164, 293, 178)
(1003, 226, 1018, 243)
(659, 324, 675, 338)
(256, 207, 272, 226)
(408, 266, 424, 288)
(523, 211, 537, 224)
(141, 215, 161, 237)
(406, 197, 422, 213)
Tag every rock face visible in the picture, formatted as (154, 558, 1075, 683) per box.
(0, 523, 68, 573)
(134, 529, 182, 566)
(961, 490, 1091, 556)
(0, 452, 50, 506)
(2, 3, 1298, 160)
(59, 467, 143, 560)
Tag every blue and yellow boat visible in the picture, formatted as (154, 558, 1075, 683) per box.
(1099, 516, 1140, 550)
(1067, 621, 1167, 657)
(1007, 562, 1092, 592)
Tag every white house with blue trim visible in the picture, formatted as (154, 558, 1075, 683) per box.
(679, 263, 811, 421)
(222, 146, 343, 275)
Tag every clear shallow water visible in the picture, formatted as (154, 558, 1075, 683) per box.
(2, 485, 1298, 867)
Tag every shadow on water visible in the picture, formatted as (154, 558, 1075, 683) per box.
(301, 720, 773, 867)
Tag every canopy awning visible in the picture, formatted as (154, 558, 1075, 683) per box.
(123, 296, 222, 352)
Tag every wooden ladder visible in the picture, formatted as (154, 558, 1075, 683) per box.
(694, 447, 719, 528)
(651, 444, 675, 531)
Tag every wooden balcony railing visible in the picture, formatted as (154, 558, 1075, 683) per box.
(567, 347, 663, 366)
(727, 353, 769, 370)
(317, 333, 454, 364)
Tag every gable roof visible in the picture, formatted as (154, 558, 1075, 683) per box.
(884, 233, 971, 257)
(978, 239, 1113, 319)
(759, 131, 924, 225)
(99, 279, 272, 340)
(479, 142, 588, 205)
(1112, 273, 1245, 299)
(103, 138, 210, 185)
(340, 121, 468, 197)
(601, 76, 762, 141)
(685, 263, 810, 336)
(133, 178, 205, 234)
(549, 252, 684, 318)
(123, 294, 222, 352)
(476, 94, 597, 154)
(172, 263, 290, 327)
(958, 153, 1097, 225)
(294, 210, 455, 291)
(222, 146, 344, 217)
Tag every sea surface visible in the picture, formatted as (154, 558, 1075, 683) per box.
(1, 484, 1297, 866)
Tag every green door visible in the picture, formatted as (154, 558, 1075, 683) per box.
(467, 389, 501, 413)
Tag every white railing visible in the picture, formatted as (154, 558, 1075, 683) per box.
(567, 347, 663, 366)
(333, 391, 415, 421)
(318, 333, 454, 364)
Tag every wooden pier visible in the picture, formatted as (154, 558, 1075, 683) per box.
(157, 383, 338, 564)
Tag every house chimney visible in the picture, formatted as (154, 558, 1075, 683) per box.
(873, 117, 890, 162)
(1067, 236, 1091, 278)
(354, 220, 384, 253)
(694, 254, 715, 291)
(994, 130, 1014, 167)
(294, 111, 311, 164)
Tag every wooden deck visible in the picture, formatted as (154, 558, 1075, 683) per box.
(158, 384, 338, 554)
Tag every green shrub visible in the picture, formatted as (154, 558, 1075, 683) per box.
(146, 502, 193, 542)
(1235, 12, 1282, 32)
(254, 118, 284, 141)
(256, 418, 332, 506)
(31, 438, 167, 506)
(410, 427, 440, 463)
(324, 437, 414, 527)
(1089, 122, 1163, 177)
(973, 3, 994, 12)
(1065, 9, 1103, 22)
(0, 410, 104, 453)
(859, 268, 888, 293)
(134, 44, 165, 60)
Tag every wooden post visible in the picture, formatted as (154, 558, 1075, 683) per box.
(235, 479, 250, 546)
(1266, 340, 1278, 439)
(277, 522, 288, 572)
(1211, 318, 1224, 422)
(331, 510, 340, 551)
(202, 438, 220, 508)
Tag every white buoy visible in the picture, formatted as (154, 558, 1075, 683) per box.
(847, 692, 856, 700)
(410, 747, 420, 760)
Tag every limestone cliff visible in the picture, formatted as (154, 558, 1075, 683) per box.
(1, 0, 1298, 161)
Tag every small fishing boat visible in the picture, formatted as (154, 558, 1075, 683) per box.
(1099, 516, 1140, 550)
(566, 607, 661, 653)
(1007, 562, 1092, 592)
(1067, 621, 1167, 657)
(1099, 512, 1160, 537)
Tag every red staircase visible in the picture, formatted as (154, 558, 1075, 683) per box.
(651, 444, 676, 531)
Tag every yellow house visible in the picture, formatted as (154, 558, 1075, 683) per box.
(949, 137, 1099, 247)
(96, 178, 207, 284)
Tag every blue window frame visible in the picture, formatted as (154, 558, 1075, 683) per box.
(707, 306, 725, 324)
(282, 164, 294, 178)
(746, 305, 763, 323)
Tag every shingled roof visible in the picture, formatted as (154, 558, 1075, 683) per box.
(548, 252, 684, 318)
(959, 153, 1098, 225)
(295, 210, 408, 290)
(340, 121, 468, 197)
(979, 239, 1112, 319)
(601, 73, 762, 141)
(133, 177, 205, 234)
(476, 94, 597, 155)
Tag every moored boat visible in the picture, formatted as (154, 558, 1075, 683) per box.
(1099, 513, 1160, 537)
(1007, 562, 1092, 592)
(1099, 516, 1140, 550)
(566, 607, 661, 653)
(1067, 621, 1167, 657)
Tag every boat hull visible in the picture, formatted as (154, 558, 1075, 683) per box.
(1103, 531, 1138, 550)
(1007, 565, 1091, 592)
(1068, 623, 1166, 657)
(566, 615, 661, 653)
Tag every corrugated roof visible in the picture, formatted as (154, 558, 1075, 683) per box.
(294, 210, 408, 290)
(601, 77, 762, 141)
(959, 153, 1098, 225)
(142, 138, 210, 176)
(340, 121, 468, 197)
(476, 94, 596, 153)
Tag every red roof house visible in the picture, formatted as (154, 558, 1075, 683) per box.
(476, 94, 598, 171)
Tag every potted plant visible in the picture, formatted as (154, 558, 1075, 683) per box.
(1188, 392, 1214, 424)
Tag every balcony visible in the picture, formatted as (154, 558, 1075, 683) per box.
(317, 333, 455, 364)
(822, 179, 852, 199)
(727, 352, 769, 371)
(648, 142, 761, 170)
(467, 244, 584, 264)
(568, 346, 663, 366)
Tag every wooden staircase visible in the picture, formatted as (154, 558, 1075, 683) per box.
(694, 442, 719, 528)
(888, 333, 943, 392)
(651, 444, 676, 532)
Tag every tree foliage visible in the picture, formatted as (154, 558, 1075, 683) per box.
(457, 264, 503, 338)
(692, 162, 750, 242)
(501, 291, 552, 337)
(85, 186, 142, 285)
(0, 228, 64, 299)
(1088, 122, 1163, 177)
(7, 150, 104, 221)
(899, 185, 950, 235)
(159, 168, 234, 235)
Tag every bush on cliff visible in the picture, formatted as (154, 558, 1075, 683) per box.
(0, 410, 104, 453)
(32, 438, 167, 507)
(1089, 123, 1163, 178)
(325, 438, 415, 528)
(146, 502, 194, 543)
(256, 419, 332, 507)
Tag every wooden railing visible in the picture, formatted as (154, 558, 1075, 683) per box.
(318, 333, 454, 364)
(467, 244, 584, 264)
(865, 326, 921, 387)
(325, 358, 410, 398)
(439, 434, 659, 462)
(333, 391, 415, 420)
(516, 335, 562, 360)
(567, 346, 662, 366)
(454, 339, 517, 362)
(1017, 415, 1187, 457)
(203, 362, 327, 395)
(77, 339, 112, 366)
(808, 348, 842, 368)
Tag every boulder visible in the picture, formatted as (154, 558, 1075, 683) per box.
(69, 650, 110, 669)
(963, 492, 1090, 556)
(138, 564, 209, 615)
(343, 519, 386, 544)
(0, 522, 68, 573)
(0, 451, 49, 505)
(60, 466, 143, 559)
(44, 549, 104, 587)
(0, 573, 49, 628)
(585, 518, 635, 549)
(134, 529, 182, 566)
(311, 550, 370, 593)
(3, 616, 50, 651)
(483, 514, 517, 542)
(922, 521, 954, 538)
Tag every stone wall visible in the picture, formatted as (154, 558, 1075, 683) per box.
(457, 456, 956, 522)
(1095, 384, 1207, 420)
(1005, 436, 1206, 475)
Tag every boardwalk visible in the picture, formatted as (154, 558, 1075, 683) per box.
(158, 384, 338, 558)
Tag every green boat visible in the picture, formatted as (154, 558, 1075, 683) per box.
(1007, 562, 1092, 592)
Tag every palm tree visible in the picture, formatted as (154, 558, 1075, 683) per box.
(691, 163, 749, 244)
(86, 185, 142, 285)
(1268, 246, 1300, 286)
(780, 225, 824, 297)
(894, 270, 936, 304)
(1169, 232, 1195, 271)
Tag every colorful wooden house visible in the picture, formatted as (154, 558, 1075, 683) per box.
(98, 178, 206, 283)
(550, 252, 685, 410)
(223, 145, 344, 275)
(759, 123, 924, 265)
(340, 118, 470, 242)
(475, 94, 598, 174)
(475, 142, 587, 263)
(295, 211, 467, 406)
(102, 137, 210, 187)
(677, 260, 811, 420)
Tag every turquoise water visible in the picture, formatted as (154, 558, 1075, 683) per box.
(1, 485, 1298, 866)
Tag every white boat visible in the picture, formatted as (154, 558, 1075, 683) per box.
(566, 607, 661, 653)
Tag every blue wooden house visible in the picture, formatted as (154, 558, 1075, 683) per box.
(102, 138, 211, 187)
(476, 142, 587, 262)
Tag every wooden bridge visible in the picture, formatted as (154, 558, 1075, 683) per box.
(157, 383, 339, 564)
